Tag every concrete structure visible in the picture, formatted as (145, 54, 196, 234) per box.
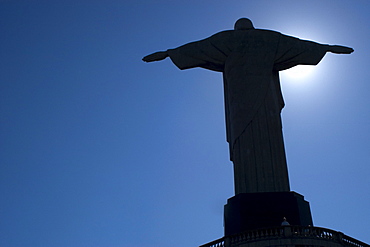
(224, 192, 312, 236)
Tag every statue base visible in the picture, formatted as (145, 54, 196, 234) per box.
(224, 191, 313, 236)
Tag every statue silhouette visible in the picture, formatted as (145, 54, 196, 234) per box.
(143, 18, 353, 194)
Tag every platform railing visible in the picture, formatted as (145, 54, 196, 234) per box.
(199, 237, 225, 247)
(199, 226, 369, 247)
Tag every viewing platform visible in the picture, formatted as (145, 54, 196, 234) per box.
(200, 225, 370, 247)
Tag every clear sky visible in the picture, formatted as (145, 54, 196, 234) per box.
(1, 1, 369, 246)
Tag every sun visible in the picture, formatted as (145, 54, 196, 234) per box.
(280, 65, 316, 80)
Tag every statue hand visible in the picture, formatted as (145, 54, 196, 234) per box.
(328, 45, 354, 54)
(142, 51, 168, 62)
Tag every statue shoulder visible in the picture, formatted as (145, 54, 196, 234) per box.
(254, 29, 282, 36)
(207, 29, 282, 45)
(210, 30, 234, 38)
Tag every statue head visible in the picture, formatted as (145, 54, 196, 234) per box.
(234, 18, 254, 30)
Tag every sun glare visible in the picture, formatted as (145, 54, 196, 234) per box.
(281, 65, 316, 81)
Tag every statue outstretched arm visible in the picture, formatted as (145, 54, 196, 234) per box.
(142, 51, 169, 62)
(326, 45, 354, 54)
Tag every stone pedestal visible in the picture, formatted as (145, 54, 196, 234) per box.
(224, 191, 312, 236)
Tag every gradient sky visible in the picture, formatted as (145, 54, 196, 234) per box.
(1, 1, 370, 246)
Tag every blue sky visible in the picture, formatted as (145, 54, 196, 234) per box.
(1, 1, 369, 246)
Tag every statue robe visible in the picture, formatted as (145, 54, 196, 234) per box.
(167, 29, 328, 193)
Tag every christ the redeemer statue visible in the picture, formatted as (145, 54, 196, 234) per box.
(143, 18, 353, 195)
